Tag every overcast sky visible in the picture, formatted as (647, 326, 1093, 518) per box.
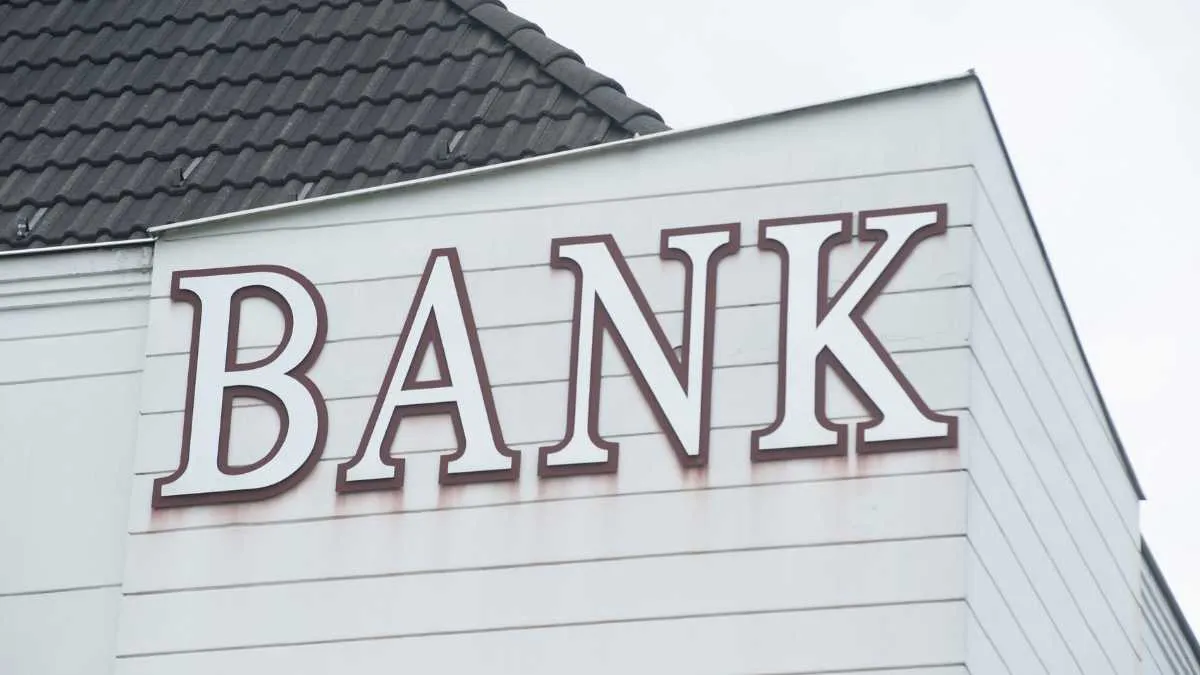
(504, 0, 1200, 623)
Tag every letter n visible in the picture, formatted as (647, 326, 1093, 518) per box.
(540, 224, 740, 476)
(153, 266, 328, 508)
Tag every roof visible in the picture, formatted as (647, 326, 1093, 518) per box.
(0, 0, 667, 250)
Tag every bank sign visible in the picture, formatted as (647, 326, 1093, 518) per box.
(153, 204, 959, 508)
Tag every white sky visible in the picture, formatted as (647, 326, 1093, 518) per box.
(504, 0, 1200, 624)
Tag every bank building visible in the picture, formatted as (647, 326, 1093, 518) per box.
(0, 1, 1195, 674)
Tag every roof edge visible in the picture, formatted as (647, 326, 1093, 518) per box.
(149, 71, 976, 237)
(969, 74, 1146, 500)
(0, 236, 152, 258)
(445, 0, 669, 135)
(1143, 541, 1200, 664)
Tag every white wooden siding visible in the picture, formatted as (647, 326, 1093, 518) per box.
(964, 405, 1091, 675)
(0, 246, 152, 675)
(968, 301, 1137, 674)
(970, 191, 1140, 580)
(961, 88, 1148, 675)
(964, 96, 1140, 530)
(967, 598, 1015, 675)
(114, 602, 967, 675)
(0, 587, 123, 675)
(117, 537, 965, 656)
(123, 469, 966, 594)
(1140, 554, 1200, 675)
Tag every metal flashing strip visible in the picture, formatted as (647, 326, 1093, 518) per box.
(0, 236, 153, 258)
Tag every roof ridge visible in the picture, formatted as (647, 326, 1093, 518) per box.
(444, 0, 667, 135)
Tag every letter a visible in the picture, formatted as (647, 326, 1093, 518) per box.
(540, 224, 740, 476)
(153, 266, 328, 508)
(754, 205, 957, 460)
(337, 249, 517, 492)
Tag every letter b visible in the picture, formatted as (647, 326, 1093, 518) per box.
(153, 266, 328, 508)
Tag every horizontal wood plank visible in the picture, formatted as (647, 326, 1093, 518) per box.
(123, 470, 966, 593)
(0, 587, 122, 675)
(114, 600, 966, 675)
(0, 373, 141, 593)
(969, 298, 1140, 664)
(117, 537, 965, 656)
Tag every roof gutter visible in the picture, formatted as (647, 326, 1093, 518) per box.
(0, 236, 153, 258)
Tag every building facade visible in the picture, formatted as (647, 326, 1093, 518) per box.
(1, 74, 1196, 675)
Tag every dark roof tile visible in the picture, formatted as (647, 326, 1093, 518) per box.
(506, 27, 580, 68)
(0, 0, 667, 249)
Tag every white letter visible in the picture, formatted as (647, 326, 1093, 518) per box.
(753, 205, 957, 459)
(540, 224, 740, 476)
(153, 266, 327, 508)
(337, 249, 516, 492)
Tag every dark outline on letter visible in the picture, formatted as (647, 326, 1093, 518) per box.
(152, 265, 329, 509)
(538, 223, 741, 477)
(335, 248, 518, 493)
(751, 204, 958, 462)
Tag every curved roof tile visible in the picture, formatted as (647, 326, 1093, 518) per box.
(0, 0, 667, 250)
